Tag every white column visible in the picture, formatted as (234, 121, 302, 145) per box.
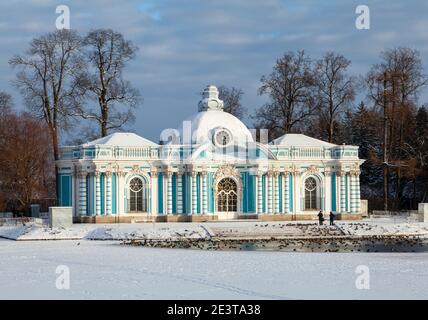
(79, 172, 87, 216)
(274, 172, 279, 213)
(292, 169, 300, 214)
(116, 171, 123, 215)
(284, 172, 290, 213)
(257, 173, 263, 214)
(325, 171, 332, 213)
(347, 173, 352, 212)
(177, 172, 183, 214)
(166, 171, 172, 214)
(150, 171, 158, 215)
(350, 173, 358, 213)
(105, 172, 112, 215)
(356, 173, 361, 213)
(340, 172, 346, 213)
(202, 171, 208, 214)
(72, 169, 76, 216)
(95, 171, 101, 215)
(191, 172, 197, 214)
(267, 172, 273, 213)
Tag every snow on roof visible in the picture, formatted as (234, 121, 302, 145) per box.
(271, 133, 337, 147)
(83, 132, 157, 147)
(177, 110, 254, 145)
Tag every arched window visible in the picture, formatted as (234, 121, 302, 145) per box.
(128, 177, 148, 212)
(304, 177, 318, 210)
(217, 178, 237, 212)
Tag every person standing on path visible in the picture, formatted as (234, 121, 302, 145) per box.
(317, 210, 324, 226)
(329, 211, 335, 226)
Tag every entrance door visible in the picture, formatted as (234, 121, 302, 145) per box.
(217, 178, 238, 219)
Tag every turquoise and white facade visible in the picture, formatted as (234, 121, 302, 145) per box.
(57, 85, 364, 220)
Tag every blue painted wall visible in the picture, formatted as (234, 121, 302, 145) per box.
(172, 173, 177, 214)
(289, 174, 293, 212)
(100, 174, 105, 215)
(112, 173, 117, 214)
(58, 174, 72, 206)
(90, 174, 95, 215)
(241, 172, 247, 212)
(279, 175, 282, 212)
(182, 174, 187, 214)
(158, 173, 163, 214)
(208, 172, 214, 213)
(196, 174, 201, 214)
(85, 175, 90, 215)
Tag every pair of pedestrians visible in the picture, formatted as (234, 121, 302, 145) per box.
(317, 210, 335, 226)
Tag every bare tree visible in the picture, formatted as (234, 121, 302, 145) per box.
(75, 29, 140, 137)
(253, 50, 316, 139)
(365, 47, 428, 210)
(315, 52, 355, 143)
(0, 112, 55, 213)
(217, 86, 245, 119)
(9, 29, 83, 163)
(0, 91, 13, 116)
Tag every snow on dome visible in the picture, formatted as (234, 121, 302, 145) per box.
(176, 85, 254, 145)
(271, 133, 337, 147)
(83, 132, 157, 147)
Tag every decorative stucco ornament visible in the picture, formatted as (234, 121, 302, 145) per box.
(198, 85, 224, 112)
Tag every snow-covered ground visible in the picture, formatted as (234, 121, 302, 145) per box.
(0, 222, 210, 240)
(1, 220, 428, 241)
(0, 238, 427, 299)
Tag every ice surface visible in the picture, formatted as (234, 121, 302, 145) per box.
(0, 238, 427, 299)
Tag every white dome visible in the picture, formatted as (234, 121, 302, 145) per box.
(171, 85, 253, 145)
(179, 110, 254, 145)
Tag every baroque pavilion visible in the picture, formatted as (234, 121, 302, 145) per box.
(57, 85, 363, 222)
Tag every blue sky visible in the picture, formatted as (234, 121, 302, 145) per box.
(1, 0, 428, 142)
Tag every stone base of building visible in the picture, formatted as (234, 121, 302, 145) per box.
(73, 212, 362, 223)
(335, 213, 362, 220)
(257, 213, 362, 221)
(166, 214, 218, 222)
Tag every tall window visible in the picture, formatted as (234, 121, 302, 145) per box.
(129, 177, 148, 212)
(217, 178, 237, 212)
(304, 177, 318, 210)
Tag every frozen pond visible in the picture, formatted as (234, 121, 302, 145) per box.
(0, 238, 427, 299)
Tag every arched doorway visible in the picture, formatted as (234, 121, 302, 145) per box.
(217, 178, 238, 212)
(304, 177, 320, 210)
(128, 177, 148, 212)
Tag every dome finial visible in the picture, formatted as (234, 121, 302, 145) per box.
(198, 85, 224, 112)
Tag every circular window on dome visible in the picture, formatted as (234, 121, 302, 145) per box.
(213, 128, 232, 147)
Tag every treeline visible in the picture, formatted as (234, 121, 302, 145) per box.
(241, 48, 428, 211)
(0, 28, 427, 213)
(0, 29, 139, 214)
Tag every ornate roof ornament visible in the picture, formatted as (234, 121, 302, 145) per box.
(198, 85, 224, 112)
